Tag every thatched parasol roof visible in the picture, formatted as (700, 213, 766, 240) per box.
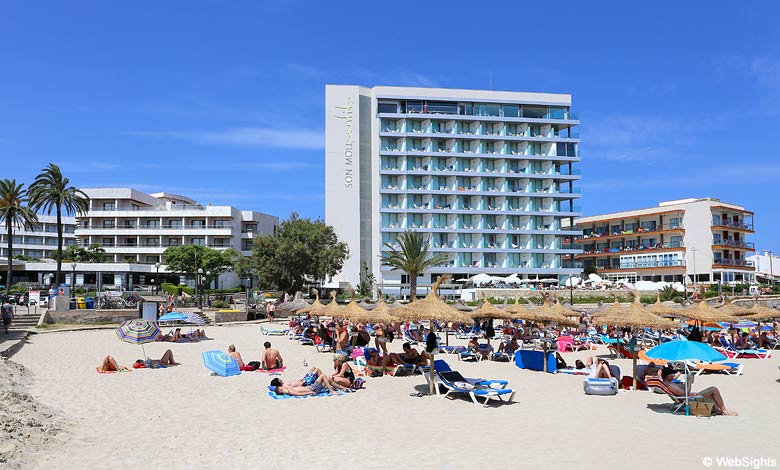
(677, 299, 739, 323)
(275, 298, 310, 315)
(331, 292, 371, 322)
(534, 299, 579, 327)
(469, 297, 516, 320)
(742, 302, 780, 321)
(297, 289, 323, 314)
(393, 276, 471, 323)
(645, 293, 680, 317)
(505, 297, 576, 326)
(590, 296, 628, 321)
(715, 297, 752, 317)
(594, 294, 674, 330)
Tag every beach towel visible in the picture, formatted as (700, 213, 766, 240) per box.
(256, 367, 287, 374)
(96, 366, 131, 374)
(267, 389, 345, 400)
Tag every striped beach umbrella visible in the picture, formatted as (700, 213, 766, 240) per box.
(116, 319, 161, 360)
(182, 311, 206, 326)
(116, 319, 161, 343)
(201, 350, 241, 377)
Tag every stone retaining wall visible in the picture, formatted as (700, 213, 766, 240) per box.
(43, 309, 140, 325)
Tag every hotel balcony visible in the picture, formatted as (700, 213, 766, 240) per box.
(712, 259, 755, 270)
(574, 225, 685, 243)
(712, 239, 755, 251)
(575, 244, 684, 259)
(711, 220, 754, 233)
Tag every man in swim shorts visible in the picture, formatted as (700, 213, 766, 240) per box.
(262, 341, 284, 370)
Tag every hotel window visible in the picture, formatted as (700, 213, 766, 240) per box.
(146, 220, 160, 228)
(462, 252, 473, 267)
(713, 233, 722, 244)
(381, 119, 397, 132)
(102, 202, 115, 210)
(168, 238, 180, 246)
(409, 214, 423, 229)
(378, 101, 398, 114)
(476, 103, 500, 116)
(214, 220, 229, 228)
(191, 238, 205, 246)
(670, 236, 683, 248)
(409, 120, 422, 133)
(102, 220, 115, 228)
(669, 217, 681, 229)
(640, 221, 656, 232)
(462, 215, 473, 229)
(529, 143, 542, 155)
(102, 238, 114, 247)
(712, 215, 721, 226)
(168, 220, 183, 229)
(503, 104, 519, 118)
(146, 256, 158, 264)
(458, 103, 473, 115)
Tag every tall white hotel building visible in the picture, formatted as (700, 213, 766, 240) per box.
(325, 85, 582, 293)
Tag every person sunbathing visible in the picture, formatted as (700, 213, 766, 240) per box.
(261, 341, 284, 370)
(99, 355, 120, 373)
(330, 355, 356, 387)
(383, 342, 430, 368)
(136, 349, 179, 368)
(227, 344, 248, 369)
(271, 372, 346, 396)
(660, 367, 738, 416)
(497, 338, 519, 355)
(583, 356, 612, 378)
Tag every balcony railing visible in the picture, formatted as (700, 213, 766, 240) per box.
(713, 239, 755, 249)
(578, 244, 684, 256)
(616, 260, 685, 269)
(712, 220, 753, 230)
(713, 259, 754, 267)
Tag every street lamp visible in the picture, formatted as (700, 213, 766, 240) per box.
(197, 268, 204, 310)
(691, 247, 697, 289)
(70, 262, 77, 297)
(769, 251, 775, 287)
(154, 262, 161, 295)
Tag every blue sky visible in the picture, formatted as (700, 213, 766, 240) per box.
(1, 1, 779, 252)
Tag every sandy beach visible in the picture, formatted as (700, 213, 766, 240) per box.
(4, 323, 779, 470)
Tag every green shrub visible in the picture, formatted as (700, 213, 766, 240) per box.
(160, 283, 195, 296)
(211, 300, 230, 309)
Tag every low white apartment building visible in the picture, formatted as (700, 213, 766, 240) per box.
(747, 251, 779, 285)
(5, 188, 278, 289)
(0, 215, 77, 260)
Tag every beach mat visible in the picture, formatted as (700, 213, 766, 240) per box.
(256, 367, 286, 374)
(267, 390, 345, 400)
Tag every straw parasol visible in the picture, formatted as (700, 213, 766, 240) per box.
(715, 297, 752, 317)
(645, 293, 680, 317)
(677, 299, 739, 324)
(297, 289, 324, 315)
(316, 290, 342, 317)
(504, 297, 576, 372)
(394, 275, 471, 395)
(742, 302, 780, 321)
(469, 296, 517, 348)
(593, 293, 675, 390)
(331, 291, 371, 323)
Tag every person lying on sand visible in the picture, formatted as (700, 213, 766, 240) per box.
(261, 341, 284, 370)
(660, 366, 738, 416)
(135, 350, 179, 368)
(271, 372, 348, 396)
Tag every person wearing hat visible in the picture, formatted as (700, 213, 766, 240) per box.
(660, 366, 738, 416)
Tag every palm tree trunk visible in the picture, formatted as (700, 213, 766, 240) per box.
(410, 272, 417, 301)
(6, 219, 12, 295)
(55, 205, 63, 287)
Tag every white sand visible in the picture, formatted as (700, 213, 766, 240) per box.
(9, 324, 780, 470)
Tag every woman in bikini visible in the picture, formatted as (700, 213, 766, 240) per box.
(99, 355, 120, 373)
(330, 355, 355, 387)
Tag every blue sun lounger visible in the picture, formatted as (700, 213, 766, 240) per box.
(261, 325, 289, 336)
(434, 369, 514, 407)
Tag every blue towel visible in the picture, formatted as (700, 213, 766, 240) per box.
(267, 390, 345, 400)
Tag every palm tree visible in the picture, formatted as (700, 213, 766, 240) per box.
(0, 179, 39, 294)
(28, 164, 90, 288)
(380, 230, 448, 300)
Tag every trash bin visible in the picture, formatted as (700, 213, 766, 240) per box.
(69, 298, 77, 310)
(85, 297, 95, 309)
(76, 297, 86, 309)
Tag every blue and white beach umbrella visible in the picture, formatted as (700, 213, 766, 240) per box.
(201, 350, 240, 377)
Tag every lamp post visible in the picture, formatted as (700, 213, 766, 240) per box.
(769, 251, 774, 287)
(568, 274, 574, 306)
(206, 270, 211, 301)
(70, 262, 77, 297)
(691, 247, 697, 291)
(154, 262, 161, 295)
(197, 268, 204, 310)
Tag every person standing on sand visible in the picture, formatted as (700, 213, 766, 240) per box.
(2, 299, 14, 334)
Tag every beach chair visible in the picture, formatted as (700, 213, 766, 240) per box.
(434, 369, 515, 407)
(685, 360, 743, 376)
(716, 337, 771, 359)
(261, 325, 290, 336)
(645, 377, 703, 414)
(439, 345, 466, 355)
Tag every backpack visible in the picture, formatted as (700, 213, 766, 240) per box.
(247, 361, 262, 370)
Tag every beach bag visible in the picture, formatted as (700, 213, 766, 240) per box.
(247, 361, 262, 370)
(689, 399, 714, 417)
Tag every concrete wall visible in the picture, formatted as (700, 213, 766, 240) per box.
(211, 310, 249, 323)
(43, 309, 139, 325)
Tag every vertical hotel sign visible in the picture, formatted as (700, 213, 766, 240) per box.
(333, 96, 355, 189)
